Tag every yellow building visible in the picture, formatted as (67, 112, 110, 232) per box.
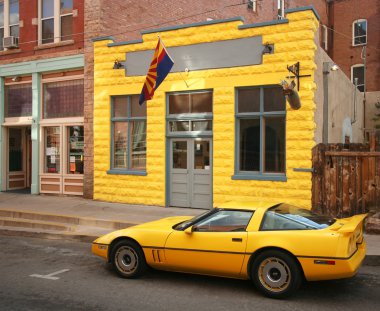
(92, 7, 320, 209)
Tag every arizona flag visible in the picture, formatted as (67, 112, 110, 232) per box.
(139, 38, 174, 105)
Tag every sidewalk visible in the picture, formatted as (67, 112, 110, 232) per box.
(0, 192, 379, 265)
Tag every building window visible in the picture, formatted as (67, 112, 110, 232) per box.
(167, 91, 213, 134)
(0, 0, 19, 50)
(4, 83, 32, 117)
(352, 19, 367, 46)
(43, 79, 84, 118)
(351, 64, 365, 92)
(44, 126, 61, 173)
(321, 25, 328, 50)
(111, 95, 147, 173)
(234, 86, 286, 181)
(248, 0, 257, 12)
(277, 0, 285, 20)
(39, 0, 73, 44)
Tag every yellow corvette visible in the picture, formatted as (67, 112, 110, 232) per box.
(92, 202, 367, 298)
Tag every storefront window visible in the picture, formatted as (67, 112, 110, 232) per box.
(235, 86, 286, 180)
(4, 83, 32, 117)
(67, 126, 84, 174)
(43, 79, 84, 119)
(44, 127, 60, 173)
(111, 95, 146, 172)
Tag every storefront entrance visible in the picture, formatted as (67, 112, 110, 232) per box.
(7, 127, 32, 191)
(169, 138, 212, 209)
(40, 125, 84, 195)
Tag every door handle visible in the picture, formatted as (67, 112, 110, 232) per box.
(232, 238, 243, 242)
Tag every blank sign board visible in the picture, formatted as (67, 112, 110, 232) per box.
(125, 36, 263, 76)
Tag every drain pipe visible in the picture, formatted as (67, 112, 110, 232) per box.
(352, 78, 357, 124)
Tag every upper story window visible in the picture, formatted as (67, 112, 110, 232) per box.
(352, 19, 367, 46)
(0, 0, 19, 51)
(277, 0, 285, 20)
(351, 64, 365, 92)
(321, 25, 328, 51)
(40, 0, 73, 44)
(234, 86, 286, 181)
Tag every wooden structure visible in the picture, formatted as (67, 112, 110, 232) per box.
(312, 134, 380, 218)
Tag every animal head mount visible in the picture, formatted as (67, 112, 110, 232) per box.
(280, 80, 301, 110)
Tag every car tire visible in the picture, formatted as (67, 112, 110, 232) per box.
(111, 240, 147, 279)
(251, 250, 302, 299)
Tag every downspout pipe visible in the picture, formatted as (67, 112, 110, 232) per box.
(322, 62, 330, 143)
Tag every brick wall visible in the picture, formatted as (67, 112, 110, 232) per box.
(330, 0, 380, 92)
(0, 0, 84, 65)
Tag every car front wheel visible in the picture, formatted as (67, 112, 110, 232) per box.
(111, 240, 147, 278)
(251, 250, 302, 298)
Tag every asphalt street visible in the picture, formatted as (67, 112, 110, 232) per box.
(0, 235, 379, 311)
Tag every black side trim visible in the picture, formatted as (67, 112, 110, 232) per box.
(143, 246, 246, 255)
(296, 247, 359, 261)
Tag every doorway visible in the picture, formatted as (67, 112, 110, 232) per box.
(169, 138, 212, 209)
(7, 127, 31, 191)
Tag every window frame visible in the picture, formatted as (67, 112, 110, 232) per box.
(0, 0, 19, 51)
(38, 0, 73, 45)
(352, 19, 367, 46)
(108, 95, 147, 176)
(233, 85, 287, 181)
(351, 64, 365, 92)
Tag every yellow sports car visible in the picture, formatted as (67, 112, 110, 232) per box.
(92, 202, 366, 298)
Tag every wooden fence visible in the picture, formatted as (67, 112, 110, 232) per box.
(312, 136, 380, 218)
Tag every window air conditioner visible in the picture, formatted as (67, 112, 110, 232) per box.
(3, 36, 19, 49)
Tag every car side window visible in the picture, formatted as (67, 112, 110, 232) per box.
(261, 211, 313, 230)
(192, 210, 253, 232)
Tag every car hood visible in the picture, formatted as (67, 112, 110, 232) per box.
(93, 216, 192, 246)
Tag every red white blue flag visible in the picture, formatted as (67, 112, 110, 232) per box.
(139, 38, 174, 105)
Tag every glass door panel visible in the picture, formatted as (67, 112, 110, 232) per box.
(67, 126, 84, 174)
(172, 141, 188, 169)
(9, 128, 23, 172)
(194, 140, 210, 170)
(44, 127, 60, 173)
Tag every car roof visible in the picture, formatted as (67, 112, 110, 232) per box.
(217, 201, 280, 211)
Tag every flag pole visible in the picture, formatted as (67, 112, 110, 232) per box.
(158, 35, 188, 87)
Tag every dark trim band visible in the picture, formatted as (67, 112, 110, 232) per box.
(143, 246, 246, 256)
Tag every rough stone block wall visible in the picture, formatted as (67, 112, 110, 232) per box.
(92, 9, 319, 208)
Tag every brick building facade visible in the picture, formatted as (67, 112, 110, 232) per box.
(0, 0, 85, 195)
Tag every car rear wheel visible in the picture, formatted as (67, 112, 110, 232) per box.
(111, 240, 147, 278)
(251, 250, 302, 298)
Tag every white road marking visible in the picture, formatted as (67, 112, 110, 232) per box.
(30, 269, 70, 280)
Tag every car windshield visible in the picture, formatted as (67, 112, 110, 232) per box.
(260, 203, 335, 231)
(173, 209, 218, 231)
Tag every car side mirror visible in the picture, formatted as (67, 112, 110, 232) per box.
(184, 227, 193, 234)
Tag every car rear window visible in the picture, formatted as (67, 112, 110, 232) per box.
(260, 204, 335, 231)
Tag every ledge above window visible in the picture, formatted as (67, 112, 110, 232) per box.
(34, 40, 74, 51)
(231, 173, 287, 182)
(107, 169, 147, 176)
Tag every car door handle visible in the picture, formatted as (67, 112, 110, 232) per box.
(232, 238, 243, 242)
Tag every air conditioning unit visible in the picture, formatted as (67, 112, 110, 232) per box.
(3, 36, 19, 49)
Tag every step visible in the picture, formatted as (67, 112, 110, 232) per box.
(0, 209, 135, 230)
(0, 217, 70, 231)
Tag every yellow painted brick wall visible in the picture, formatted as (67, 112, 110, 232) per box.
(93, 9, 319, 208)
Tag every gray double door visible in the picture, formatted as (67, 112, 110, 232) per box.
(169, 138, 212, 209)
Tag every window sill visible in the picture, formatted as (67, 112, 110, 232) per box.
(0, 48, 22, 56)
(34, 40, 74, 51)
(352, 43, 367, 47)
(107, 169, 147, 176)
(231, 174, 287, 182)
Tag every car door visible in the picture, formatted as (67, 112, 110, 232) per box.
(164, 210, 253, 278)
